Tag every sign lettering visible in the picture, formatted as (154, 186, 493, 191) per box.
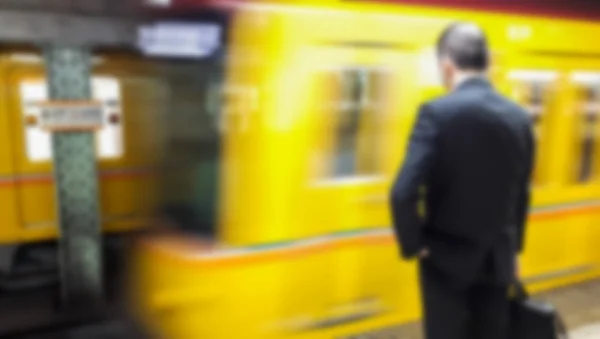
(39, 102, 104, 131)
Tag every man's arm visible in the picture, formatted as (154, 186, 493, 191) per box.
(516, 124, 535, 253)
(390, 104, 438, 259)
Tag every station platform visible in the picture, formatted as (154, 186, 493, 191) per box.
(395, 279, 600, 339)
(3, 279, 600, 338)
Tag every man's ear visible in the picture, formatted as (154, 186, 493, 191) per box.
(439, 57, 454, 88)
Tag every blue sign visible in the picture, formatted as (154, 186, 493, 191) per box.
(138, 22, 222, 58)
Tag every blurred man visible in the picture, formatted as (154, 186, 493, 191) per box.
(390, 22, 534, 339)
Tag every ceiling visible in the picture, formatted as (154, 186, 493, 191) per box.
(367, 0, 600, 21)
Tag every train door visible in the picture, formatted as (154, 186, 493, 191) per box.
(292, 46, 417, 330)
(503, 68, 560, 276)
(566, 71, 600, 268)
(497, 61, 570, 279)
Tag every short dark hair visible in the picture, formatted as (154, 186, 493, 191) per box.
(437, 22, 490, 71)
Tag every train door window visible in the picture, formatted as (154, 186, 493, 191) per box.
(508, 70, 558, 185)
(571, 72, 600, 183)
(20, 77, 124, 162)
(158, 63, 224, 237)
(323, 67, 389, 180)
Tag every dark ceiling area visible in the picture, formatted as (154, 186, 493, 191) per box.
(149, 0, 600, 21)
(373, 0, 600, 21)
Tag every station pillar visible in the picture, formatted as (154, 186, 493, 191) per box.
(43, 46, 103, 309)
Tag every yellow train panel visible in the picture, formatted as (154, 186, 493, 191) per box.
(0, 52, 166, 244)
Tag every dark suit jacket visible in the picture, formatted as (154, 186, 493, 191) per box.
(390, 77, 534, 286)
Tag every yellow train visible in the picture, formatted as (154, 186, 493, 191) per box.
(129, 1, 600, 338)
(0, 51, 166, 287)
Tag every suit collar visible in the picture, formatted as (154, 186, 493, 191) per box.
(454, 75, 492, 92)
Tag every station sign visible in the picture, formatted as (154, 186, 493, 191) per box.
(137, 22, 222, 58)
(38, 101, 104, 132)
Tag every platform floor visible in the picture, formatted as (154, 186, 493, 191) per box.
(4, 279, 600, 338)
(394, 279, 600, 339)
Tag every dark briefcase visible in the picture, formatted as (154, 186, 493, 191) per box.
(510, 282, 568, 339)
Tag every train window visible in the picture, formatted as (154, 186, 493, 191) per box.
(571, 72, 600, 183)
(325, 67, 388, 179)
(20, 77, 124, 162)
(333, 69, 363, 177)
(508, 70, 558, 185)
(93, 77, 124, 159)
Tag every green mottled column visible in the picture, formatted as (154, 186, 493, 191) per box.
(44, 46, 103, 309)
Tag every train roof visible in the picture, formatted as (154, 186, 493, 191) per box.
(143, 0, 600, 56)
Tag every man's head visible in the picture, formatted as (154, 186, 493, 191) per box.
(436, 22, 490, 90)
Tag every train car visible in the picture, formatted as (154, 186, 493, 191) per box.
(129, 1, 600, 338)
(0, 50, 168, 289)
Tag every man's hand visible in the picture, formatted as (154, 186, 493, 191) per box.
(419, 248, 430, 259)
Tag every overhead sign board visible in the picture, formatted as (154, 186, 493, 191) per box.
(142, 0, 228, 9)
(39, 101, 104, 132)
(145, 0, 171, 6)
(137, 22, 221, 58)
